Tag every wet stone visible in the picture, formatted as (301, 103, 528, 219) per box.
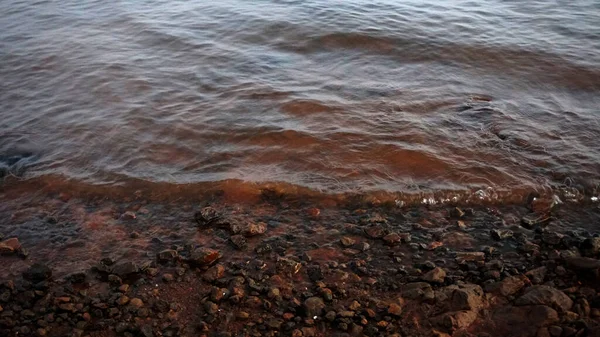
(230, 235, 247, 250)
(190, 247, 222, 266)
(203, 264, 225, 283)
(364, 225, 386, 239)
(156, 250, 178, 264)
(383, 233, 401, 246)
(22, 263, 52, 283)
(194, 206, 222, 227)
(111, 261, 140, 277)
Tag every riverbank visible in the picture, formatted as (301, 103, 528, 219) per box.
(1, 187, 600, 337)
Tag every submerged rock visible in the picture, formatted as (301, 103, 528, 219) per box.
(23, 263, 52, 283)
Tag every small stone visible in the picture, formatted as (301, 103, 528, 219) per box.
(111, 261, 140, 277)
(0, 237, 21, 254)
(117, 296, 130, 305)
(194, 206, 222, 226)
(203, 264, 225, 282)
(237, 311, 249, 319)
(526, 267, 547, 284)
(359, 242, 371, 251)
(230, 235, 247, 250)
(491, 229, 513, 240)
(325, 311, 336, 321)
(456, 252, 485, 264)
(162, 273, 174, 283)
(547, 326, 562, 337)
(118, 284, 130, 292)
(422, 267, 446, 284)
(349, 300, 361, 311)
(486, 275, 528, 296)
(542, 231, 564, 246)
(267, 287, 280, 299)
(383, 233, 401, 246)
(108, 274, 122, 285)
(190, 247, 222, 266)
(120, 211, 136, 220)
(157, 249, 178, 263)
(388, 303, 402, 316)
(450, 207, 465, 218)
(307, 208, 320, 217)
(204, 301, 219, 315)
(364, 225, 386, 239)
(129, 298, 144, 308)
(243, 222, 267, 237)
(304, 297, 325, 317)
(340, 237, 355, 247)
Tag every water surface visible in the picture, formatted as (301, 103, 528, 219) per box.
(1, 0, 600, 203)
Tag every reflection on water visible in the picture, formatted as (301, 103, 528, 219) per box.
(1, 0, 599, 202)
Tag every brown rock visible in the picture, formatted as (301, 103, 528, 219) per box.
(0, 238, 21, 254)
(387, 303, 402, 316)
(190, 247, 222, 266)
(129, 298, 144, 308)
(433, 310, 477, 331)
(203, 264, 225, 282)
(383, 233, 401, 246)
(515, 286, 573, 312)
(455, 252, 485, 264)
(364, 225, 386, 239)
(422, 267, 446, 284)
(307, 208, 320, 217)
(243, 222, 267, 237)
(449, 284, 484, 311)
(486, 275, 528, 296)
(340, 237, 356, 247)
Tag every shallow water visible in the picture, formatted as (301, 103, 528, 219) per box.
(1, 0, 600, 203)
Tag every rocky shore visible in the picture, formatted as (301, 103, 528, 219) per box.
(1, 193, 600, 337)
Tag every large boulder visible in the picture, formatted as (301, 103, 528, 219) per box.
(515, 286, 573, 312)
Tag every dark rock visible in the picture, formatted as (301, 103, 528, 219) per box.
(542, 231, 564, 246)
(189, 247, 221, 266)
(162, 274, 174, 283)
(230, 235, 247, 250)
(204, 301, 219, 315)
(521, 214, 550, 229)
(515, 286, 573, 312)
(111, 261, 140, 277)
(194, 207, 222, 227)
(156, 250, 178, 263)
(565, 257, 600, 270)
(581, 238, 600, 256)
(23, 263, 52, 283)
(548, 326, 562, 337)
(304, 297, 325, 318)
(433, 310, 477, 331)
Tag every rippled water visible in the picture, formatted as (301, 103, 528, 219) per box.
(1, 0, 600, 202)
